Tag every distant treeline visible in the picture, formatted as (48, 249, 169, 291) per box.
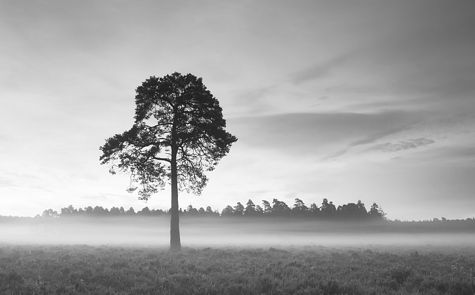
(40, 198, 386, 220)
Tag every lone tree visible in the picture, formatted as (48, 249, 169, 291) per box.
(100, 73, 237, 250)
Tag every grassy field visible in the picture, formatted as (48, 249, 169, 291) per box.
(0, 245, 474, 294)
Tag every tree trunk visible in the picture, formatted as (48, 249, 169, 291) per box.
(170, 150, 181, 251)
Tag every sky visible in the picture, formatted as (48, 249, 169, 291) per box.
(0, 0, 474, 219)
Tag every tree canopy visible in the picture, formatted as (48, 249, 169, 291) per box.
(99, 73, 237, 250)
(100, 73, 237, 199)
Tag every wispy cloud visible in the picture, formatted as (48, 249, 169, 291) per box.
(231, 110, 420, 157)
(323, 125, 412, 160)
(371, 138, 435, 153)
(291, 53, 353, 84)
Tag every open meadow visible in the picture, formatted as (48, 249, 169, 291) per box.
(1, 217, 475, 294)
(1, 245, 474, 295)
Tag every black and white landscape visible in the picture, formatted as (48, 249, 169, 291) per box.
(1, 0, 475, 294)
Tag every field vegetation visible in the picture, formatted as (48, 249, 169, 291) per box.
(0, 245, 474, 294)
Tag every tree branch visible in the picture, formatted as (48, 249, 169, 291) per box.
(153, 156, 171, 163)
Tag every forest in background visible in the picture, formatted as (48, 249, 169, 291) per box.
(1, 198, 475, 245)
(37, 198, 385, 220)
(1, 197, 473, 224)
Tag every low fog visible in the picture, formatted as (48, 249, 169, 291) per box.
(1, 217, 474, 248)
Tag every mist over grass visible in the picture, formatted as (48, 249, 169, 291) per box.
(1, 217, 474, 294)
(1, 216, 474, 247)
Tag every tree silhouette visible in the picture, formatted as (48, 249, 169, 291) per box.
(309, 203, 319, 216)
(41, 209, 58, 218)
(221, 205, 234, 216)
(100, 73, 237, 250)
(255, 205, 264, 215)
(320, 198, 337, 218)
(139, 207, 150, 216)
(262, 200, 272, 215)
(85, 206, 93, 216)
(272, 198, 291, 216)
(337, 202, 367, 219)
(110, 207, 121, 216)
(369, 202, 385, 219)
(244, 199, 257, 216)
(45, 197, 387, 220)
(186, 205, 199, 215)
(205, 206, 218, 216)
(292, 198, 308, 217)
(233, 202, 245, 216)
(126, 207, 135, 216)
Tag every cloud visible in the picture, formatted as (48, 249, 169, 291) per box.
(324, 125, 412, 160)
(230, 110, 420, 157)
(290, 53, 353, 84)
(371, 138, 435, 153)
(0, 177, 15, 188)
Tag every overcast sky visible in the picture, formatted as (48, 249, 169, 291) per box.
(1, 0, 474, 219)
